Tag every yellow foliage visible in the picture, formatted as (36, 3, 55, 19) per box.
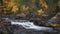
(3, 0, 8, 3)
(39, 0, 48, 10)
(37, 9, 44, 15)
(7, 2, 15, 8)
(50, 23, 60, 27)
(20, 5, 29, 12)
(58, 1, 60, 8)
(21, 5, 26, 11)
(31, 0, 35, 4)
(12, 5, 18, 13)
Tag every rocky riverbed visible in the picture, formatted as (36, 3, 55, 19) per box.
(0, 18, 60, 34)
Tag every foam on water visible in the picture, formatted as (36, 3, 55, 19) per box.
(11, 20, 53, 31)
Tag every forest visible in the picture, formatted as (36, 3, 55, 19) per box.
(0, 0, 60, 34)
